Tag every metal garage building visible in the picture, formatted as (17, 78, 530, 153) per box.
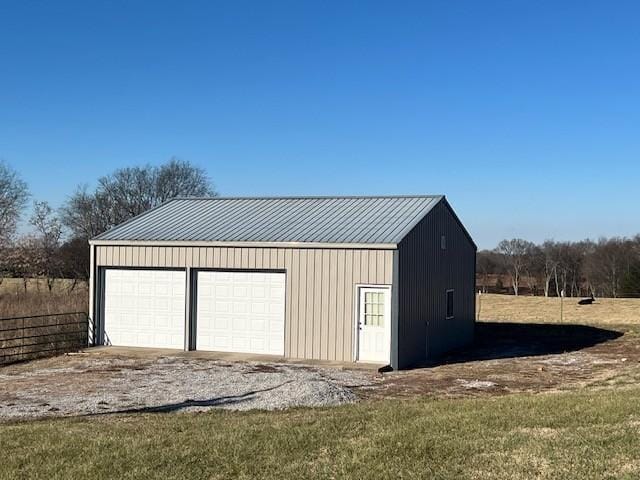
(89, 195, 476, 369)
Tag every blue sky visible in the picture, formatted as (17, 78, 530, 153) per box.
(1, 1, 639, 248)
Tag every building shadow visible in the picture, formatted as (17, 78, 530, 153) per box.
(433, 321, 624, 366)
(88, 380, 293, 416)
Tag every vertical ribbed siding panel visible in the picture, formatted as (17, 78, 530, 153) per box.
(369, 250, 377, 284)
(397, 201, 475, 367)
(111, 246, 119, 265)
(352, 250, 362, 285)
(328, 250, 338, 361)
(297, 249, 308, 358)
(305, 250, 315, 357)
(95, 244, 397, 362)
(343, 250, 354, 361)
(286, 249, 296, 358)
(320, 250, 330, 360)
(159, 247, 166, 266)
(376, 251, 386, 284)
(360, 250, 369, 282)
(312, 250, 323, 359)
(384, 250, 393, 285)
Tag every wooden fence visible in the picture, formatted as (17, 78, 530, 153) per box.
(0, 312, 89, 365)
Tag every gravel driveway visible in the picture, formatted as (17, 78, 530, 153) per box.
(0, 352, 379, 421)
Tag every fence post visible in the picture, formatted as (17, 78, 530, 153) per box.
(21, 316, 25, 360)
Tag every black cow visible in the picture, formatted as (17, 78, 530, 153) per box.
(578, 294, 595, 305)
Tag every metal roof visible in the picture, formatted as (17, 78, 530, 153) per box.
(92, 195, 444, 245)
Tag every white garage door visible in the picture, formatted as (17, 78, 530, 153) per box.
(103, 269, 186, 349)
(196, 271, 285, 355)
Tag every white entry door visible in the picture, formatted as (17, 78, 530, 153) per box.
(196, 271, 286, 355)
(357, 287, 391, 363)
(103, 269, 186, 349)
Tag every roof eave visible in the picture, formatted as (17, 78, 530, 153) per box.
(88, 239, 398, 250)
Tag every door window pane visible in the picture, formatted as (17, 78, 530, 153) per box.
(363, 290, 385, 326)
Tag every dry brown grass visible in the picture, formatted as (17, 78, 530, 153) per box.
(0, 279, 88, 318)
(478, 293, 640, 324)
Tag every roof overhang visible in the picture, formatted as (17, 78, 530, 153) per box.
(89, 239, 398, 250)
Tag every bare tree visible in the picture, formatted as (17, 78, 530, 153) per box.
(552, 242, 570, 298)
(0, 161, 29, 244)
(60, 185, 112, 240)
(522, 244, 543, 295)
(584, 238, 628, 298)
(59, 237, 90, 290)
(4, 236, 43, 292)
(621, 236, 640, 296)
(476, 250, 501, 293)
(61, 158, 216, 239)
(496, 238, 535, 296)
(538, 240, 559, 297)
(29, 201, 63, 291)
(155, 158, 214, 202)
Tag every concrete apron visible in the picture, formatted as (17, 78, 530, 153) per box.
(84, 346, 383, 371)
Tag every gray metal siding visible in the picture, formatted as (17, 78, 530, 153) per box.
(94, 196, 442, 244)
(397, 200, 476, 368)
(94, 244, 394, 362)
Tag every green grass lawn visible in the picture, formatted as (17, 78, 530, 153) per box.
(2, 388, 640, 480)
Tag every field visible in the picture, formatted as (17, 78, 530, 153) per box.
(478, 293, 640, 325)
(0, 278, 88, 318)
(1, 293, 640, 479)
(2, 388, 640, 480)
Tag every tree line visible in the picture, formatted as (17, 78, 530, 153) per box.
(0, 158, 216, 291)
(2, 157, 638, 299)
(478, 237, 640, 298)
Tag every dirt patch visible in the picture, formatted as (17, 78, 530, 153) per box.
(361, 322, 640, 400)
(247, 364, 281, 374)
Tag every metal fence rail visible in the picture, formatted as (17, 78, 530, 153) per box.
(0, 312, 88, 365)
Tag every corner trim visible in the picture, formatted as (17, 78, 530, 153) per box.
(390, 250, 400, 369)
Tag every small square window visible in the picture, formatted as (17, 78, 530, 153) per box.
(441, 235, 447, 250)
(446, 290, 454, 319)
